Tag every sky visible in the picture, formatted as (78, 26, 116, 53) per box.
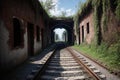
(39, 0, 86, 16)
(39, 0, 86, 40)
(57, 0, 82, 16)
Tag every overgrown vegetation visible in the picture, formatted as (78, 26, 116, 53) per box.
(74, 0, 120, 71)
(74, 0, 120, 44)
(74, 0, 92, 36)
(101, 0, 110, 32)
(92, 0, 102, 46)
(73, 42, 120, 71)
(39, 0, 55, 16)
(74, 0, 102, 45)
(115, 0, 120, 20)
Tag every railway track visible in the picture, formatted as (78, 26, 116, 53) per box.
(33, 44, 106, 80)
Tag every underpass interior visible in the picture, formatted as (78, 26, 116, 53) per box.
(1, 0, 120, 80)
(51, 23, 74, 46)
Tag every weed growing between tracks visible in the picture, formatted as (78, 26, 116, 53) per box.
(72, 42, 120, 72)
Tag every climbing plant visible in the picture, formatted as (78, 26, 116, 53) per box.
(92, 0, 102, 46)
(115, 0, 120, 20)
(102, 0, 110, 32)
(74, 0, 120, 46)
(74, 0, 120, 71)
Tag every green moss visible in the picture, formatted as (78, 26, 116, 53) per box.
(93, 0, 102, 46)
(102, 0, 110, 32)
(115, 0, 120, 20)
(93, 8, 100, 46)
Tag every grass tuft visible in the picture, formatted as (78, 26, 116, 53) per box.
(72, 42, 120, 71)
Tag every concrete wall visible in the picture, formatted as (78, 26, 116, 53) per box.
(0, 0, 48, 72)
(0, 20, 28, 71)
(79, 11, 94, 44)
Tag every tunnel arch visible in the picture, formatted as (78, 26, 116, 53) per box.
(51, 23, 74, 45)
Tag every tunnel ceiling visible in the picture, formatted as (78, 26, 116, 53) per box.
(49, 18, 74, 31)
(51, 24, 72, 31)
(50, 18, 74, 45)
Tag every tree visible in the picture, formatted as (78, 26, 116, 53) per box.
(61, 11, 67, 17)
(39, 0, 55, 14)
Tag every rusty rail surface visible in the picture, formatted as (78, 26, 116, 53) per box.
(33, 49, 57, 80)
(72, 48, 109, 71)
(33, 46, 102, 80)
(67, 47, 101, 80)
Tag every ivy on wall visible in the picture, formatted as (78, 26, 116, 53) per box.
(74, 0, 120, 70)
(74, 0, 120, 46)
(115, 0, 120, 20)
(101, 0, 110, 32)
(92, 0, 102, 46)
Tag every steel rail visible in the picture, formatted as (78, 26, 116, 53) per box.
(67, 47, 101, 80)
(72, 48, 109, 71)
(33, 49, 57, 80)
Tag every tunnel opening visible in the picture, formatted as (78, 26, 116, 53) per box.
(54, 28, 68, 43)
(51, 23, 74, 46)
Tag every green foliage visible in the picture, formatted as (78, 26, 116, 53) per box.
(74, 0, 102, 45)
(93, 7, 100, 46)
(92, 0, 102, 46)
(102, 0, 110, 32)
(73, 13, 79, 35)
(73, 0, 120, 71)
(92, 0, 101, 7)
(40, 0, 55, 11)
(108, 40, 120, 61)
(39, 0, 55, 16)
(115, 0, 120, 20)
(73, 42, 120, 71)
(74, 0, 92, 38)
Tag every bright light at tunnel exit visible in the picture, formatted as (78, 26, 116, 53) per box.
(54, 28, 66, 41)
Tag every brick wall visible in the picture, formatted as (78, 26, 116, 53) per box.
(0, 0, 48, 72)
(79, 11, 94, 44)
